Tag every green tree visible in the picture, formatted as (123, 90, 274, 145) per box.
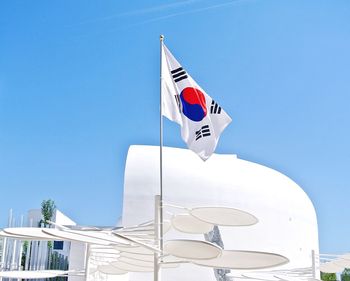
(21, 241, 29, 268)
(321, 272, 337, 281)
(40, 199, 56, 227)
(39, 199, 56, 249)
(341, 268, 350, 281)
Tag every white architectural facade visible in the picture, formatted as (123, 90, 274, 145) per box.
(0, 145, 320, 281)
(122, 145, 320, 281)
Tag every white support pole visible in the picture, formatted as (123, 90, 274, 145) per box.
(26, 218, 34, 271)
(37, 240, 43, 270)
(311, 249, 316, 279)
(24, 241, 30, 270)
(17, 215, 24, 270)
(1, 237, 6, 270)
(10, 218, 16, 270)
(85, 244, 91, 281)
(5, 209, 13, 270)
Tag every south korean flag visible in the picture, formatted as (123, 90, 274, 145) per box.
(161, 43, 232, 161)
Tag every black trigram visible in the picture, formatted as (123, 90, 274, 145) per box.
(195, 125, 211, 141)
(171, 67, 188, 83)
(210, 100, 222, 114)
(174, 94, 182, 112)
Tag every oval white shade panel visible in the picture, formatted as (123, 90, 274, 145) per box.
(163, 220, 172, 233)
(90, 257, 114, 265)
(319, 262, 344, 273)
(90, 253, 120, 260)
(164, 239, 221, 260)
(171, 214, 214, 234)
(117, 220, 171, 234)
(0, 270, 66, 279)
(190, 207, 258, 226)
(120, 252, 154, 262)
(333, 258, 350, 267)
(0, 230, 41, 240)
(118, 256, 154, 267)
(110, 243, 139, 249)
(69, 230, 130, 245)
(43, 229, 111, 246)
(273, 275, 300, 281)
(241, 273, 280, 281)
(194, 250, 289, 269)
(161, 255, 186, 264)
(110, 261, 153, 272)
(89, 247, 120, 254)
(113, 245, 154, 255)
(89, 267, 98, 274)
(110, 258, 179, 270)
(118, 226, 153, 234)
(97, 265, 128, 275)
(340, 253, 350, 260)
(4, 228, 57, 240)
(89, 246, 120, 256)
(119, 233, 154, 239)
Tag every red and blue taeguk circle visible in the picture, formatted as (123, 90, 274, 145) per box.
(180, 87, 207, 122)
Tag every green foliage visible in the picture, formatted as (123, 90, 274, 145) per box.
(341, 268, 350, 281)
(40, 199, 56, 251)
(21, 241, 29, 268)
(321, 272, 337, 281)
(40, 199, 56, 227)
(23, 240, 29, 252)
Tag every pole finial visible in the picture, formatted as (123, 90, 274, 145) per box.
(160, 34, 164, 41)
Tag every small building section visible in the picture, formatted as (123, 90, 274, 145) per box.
(0, 209, 86, 281)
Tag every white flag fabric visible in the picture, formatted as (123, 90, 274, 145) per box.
(161, 43, 232, 161)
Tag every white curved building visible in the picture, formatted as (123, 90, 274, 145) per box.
(0, 145, 320, 281)
(122, 145, 320, 281)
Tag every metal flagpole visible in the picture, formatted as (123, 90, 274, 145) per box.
(159, 33, 164, 267)
(154, 34, 165, 281)
(154, 195, 161, 281)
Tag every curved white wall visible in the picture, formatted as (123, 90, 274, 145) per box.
(122, 145, 319, 281)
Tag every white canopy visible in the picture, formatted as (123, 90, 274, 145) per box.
(171, 214, 214, 234)
(194, 250, 289, 270)
(0, 270, 67, 279)
(190, 206, 258, 226)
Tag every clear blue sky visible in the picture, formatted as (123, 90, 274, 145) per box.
(0, 0, 349, 254)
